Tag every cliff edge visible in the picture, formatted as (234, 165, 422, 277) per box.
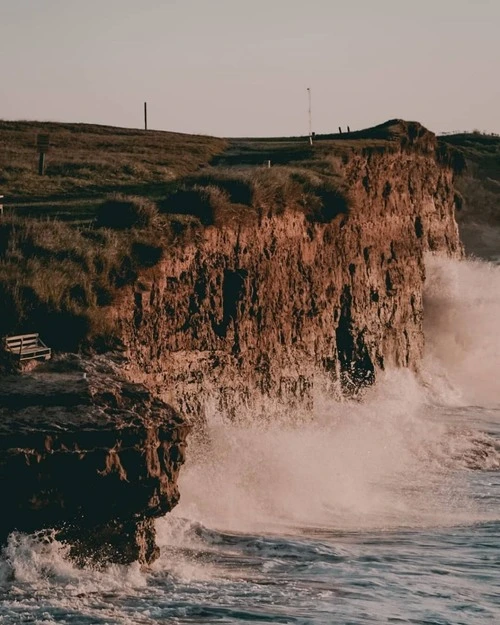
(0, 119, 462, 563)
(114, 120, 461, 416)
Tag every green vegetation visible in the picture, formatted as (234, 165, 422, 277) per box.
(439, 132, 500, 258)
(441, 131, 500, 165)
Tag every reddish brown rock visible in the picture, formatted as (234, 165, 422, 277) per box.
(0, 357, 189, 565)
(115, 122, 461, 416)
(0, 121, 463, 564)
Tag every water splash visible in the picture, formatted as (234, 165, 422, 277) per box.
(423, 254, 500, 407)
(2, 256, 500, 601)
(0, 531, 150, 624)
(172, 369, 492, 536)
(169, 255, 500, 536)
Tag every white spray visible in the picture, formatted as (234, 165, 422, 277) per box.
(161, 256, 500, 540)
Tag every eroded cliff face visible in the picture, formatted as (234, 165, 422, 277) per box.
(0, 123, 462, 567)
(116, 125, 461, 418)
(0, 357, 189, 565)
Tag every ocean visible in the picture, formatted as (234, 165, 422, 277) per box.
(1, 255, 499, 624)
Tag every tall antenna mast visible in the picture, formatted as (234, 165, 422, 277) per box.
(307, 88, 313, 145)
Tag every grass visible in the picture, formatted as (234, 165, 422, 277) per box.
(158, 166, 350, 226)
(0, 210, 173, 351)
(0, 117, 438, 355)
(0, 118, 434, 223)
(0, 120, 227, 204)
(0, 165, 352, 351)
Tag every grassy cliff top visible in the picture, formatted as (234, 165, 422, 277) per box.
(439, 131, 500, 179)
(0, 117, 443, 352)
(0, 118, 435, 219)
(0, 121, 227, 220)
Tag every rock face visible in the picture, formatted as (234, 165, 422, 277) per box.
(0, 357, 189, 565)
(116, 122, 461, 417)
(0, 121, 463, 565)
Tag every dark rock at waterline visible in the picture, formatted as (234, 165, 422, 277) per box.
(0, 356, 189, 566)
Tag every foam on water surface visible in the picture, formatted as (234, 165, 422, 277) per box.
(1, 255, 500, 624)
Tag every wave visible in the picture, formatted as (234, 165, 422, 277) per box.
(2, 256, 500, 589)
(423, 254, 500, 407)
(170, 255, 500, 536)
(171, 375, 495, 536)
(0, 530, 150, 624)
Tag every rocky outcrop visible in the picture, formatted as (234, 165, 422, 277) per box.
(115, 121, 461, 418)
(0, 357, 189, 565)
(0, 121, 463, 565)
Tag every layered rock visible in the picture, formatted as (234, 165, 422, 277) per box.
(0, 357, 189, 565)
(116, 122, 461, 417)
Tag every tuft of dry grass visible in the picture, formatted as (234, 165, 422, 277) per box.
(0, 209, 174, 351)
(95, 195, 159, 230)
(158, 166, 350, 226)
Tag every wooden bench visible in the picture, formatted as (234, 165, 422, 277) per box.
(4, 333, 51, 362)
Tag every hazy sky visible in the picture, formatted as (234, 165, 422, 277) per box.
(1, 0, 499, 136)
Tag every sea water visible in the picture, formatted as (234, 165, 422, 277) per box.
(1, 255, 499, 624)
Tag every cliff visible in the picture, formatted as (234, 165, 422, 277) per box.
(0, 356, 189, 565)
(115, 121, 461, 417)
(0, 119, 462, 565)
(439, 131, 500, 260)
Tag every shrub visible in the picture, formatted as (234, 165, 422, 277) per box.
(190, 172, 254, 206)
(95, 195, 159, 229)
(159, 184, 228, 226)
(290, 173, 350, 223)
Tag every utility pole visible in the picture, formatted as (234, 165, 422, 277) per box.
(307, 88, 313, 145)
(144, 102, 148, 131)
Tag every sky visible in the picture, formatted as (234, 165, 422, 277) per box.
(1, 0, 499, 137)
